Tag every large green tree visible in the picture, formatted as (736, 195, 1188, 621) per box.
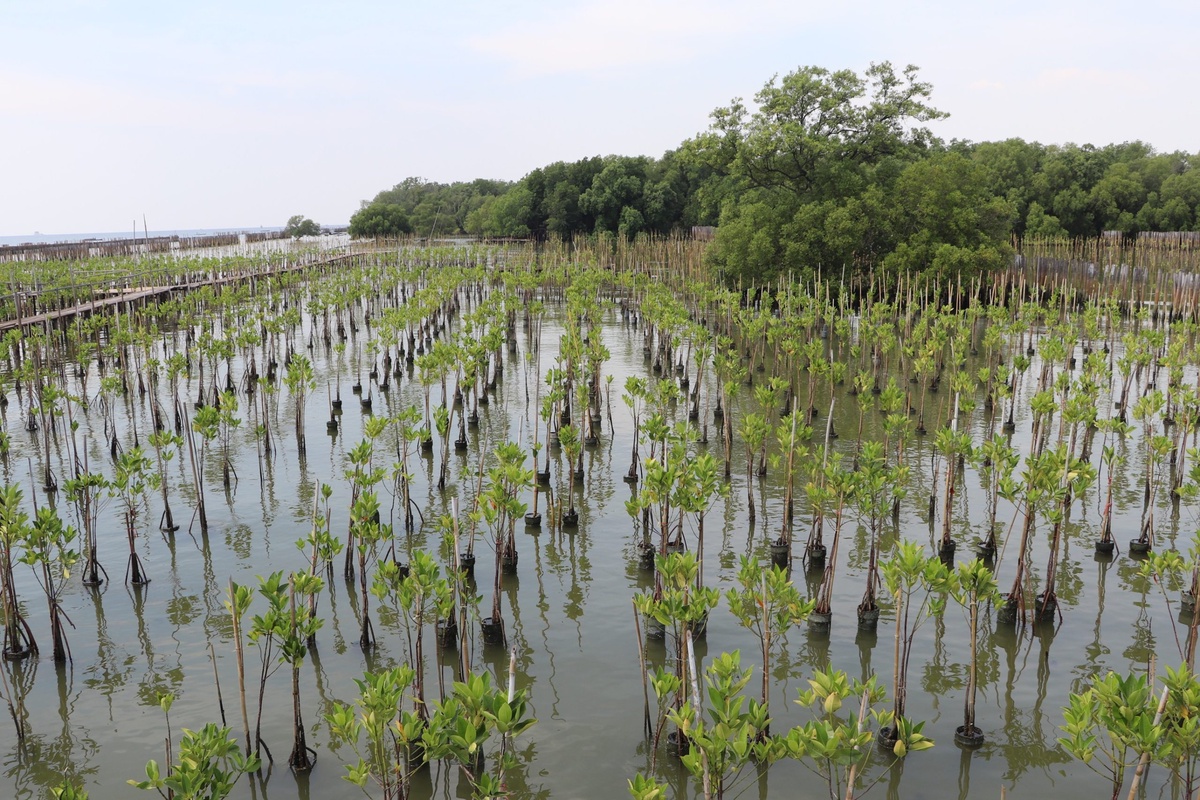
(282, 215, 320, 237)
(348, 202, 413, 239)
(690, 62, 957, 282)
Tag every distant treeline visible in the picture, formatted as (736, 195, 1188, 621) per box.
(355, 64, 1200, 282)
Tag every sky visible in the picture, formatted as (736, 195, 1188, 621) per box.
(1, 0, 1197, 237)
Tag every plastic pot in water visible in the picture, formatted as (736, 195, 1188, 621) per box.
(458, 553, 476, 579)
(637, 544, 656, 571)
(1033, 592, 1057, 623)
(436, 618, 458, 649)
(770, 541, 790, 567)
(502, 550, 519, 574)
(1095, 538, 1116, 555)
(809, 610, 832, 629)
(524, 512, 542, 529)
(857, 606, 879, 632)
(480, 617, 505, 646)
(997, 596, 1019, 625)
(1129, 539, 1152, 556)
(954, 725, 985, 748)
(562, 510, 579, 528)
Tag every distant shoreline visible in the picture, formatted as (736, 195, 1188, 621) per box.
(0, 226, 348, 247)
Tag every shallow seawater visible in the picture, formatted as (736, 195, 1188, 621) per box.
(0, 286, 1191, 800)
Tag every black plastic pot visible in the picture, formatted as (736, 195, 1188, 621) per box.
(1033, 592, 1057, 623)
(481, 617, 505, 646)
(806, 543, 827, 571)
(524, 512, 542, 529)
(770, 541, 790, 567)
(954, 725, 985, 748)
(436, 618, 458, 649)
(857, 606, 879, 632)
(562, 510, 579, 528)
(997, 596, 1019, 625)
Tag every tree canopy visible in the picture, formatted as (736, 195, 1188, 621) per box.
(351, 62, 1200, 284)
(348, 202, 412, 239)
(282, 215, 321, 237)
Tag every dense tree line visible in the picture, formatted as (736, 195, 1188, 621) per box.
(352, 63, 1199, 282)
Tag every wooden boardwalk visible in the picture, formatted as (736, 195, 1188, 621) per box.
(0, 251, 358, 334)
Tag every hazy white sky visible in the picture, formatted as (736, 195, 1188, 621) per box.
(1, 0, 1196, 236)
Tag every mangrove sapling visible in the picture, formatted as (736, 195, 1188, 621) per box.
(421, 668, 538, 800)
(559, 423, 582, 528)
(1058, 670, 1163, 800)
(129, 715, 260, 800)
(326, 665, 427, 800)
(737, 411, 770, 526)
(20, 505, 80, 663)
(283, 354, 315, 458)
(973, 434, 1019, 558)
(877, 542, 949, 746)
(852, 441, 907, 629)
(225, 579, 254, 757)
(933, 401, 972, 559)
(373, 551, 453, 724)
(479, 444, 530, 647)
(0, 485, 37, 660)
(725, 557, 815, 732)
(391, 405, 424, 534)
(342, 422, 389, 579)
(1131, 390, 1171, 552)
(215, 390, 241, 493)
(525, 441, 544, 528)
(643, 665, 683, 770)
(676, 452, 723, 591)
(635, 552, 719, 756)
(349, 490, 390, 650)
(945, 559, 1001, 747)
(283, 572, 323, 771)
(109, 447, 158, 586)
(434, 403, 453, 491)
(64, 463, 109, 587)
(623, 376, 648, 484)
(34, 379, 64, 493)
(773, 410, 812, 562)
(787, 667, 934, 800)
(811, 452, 856, 626)
(245, 570, 293, 764)
(145, 429, 182, 534)
(665, 650, 783, 800)
(1036, 448, 1094, 623)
